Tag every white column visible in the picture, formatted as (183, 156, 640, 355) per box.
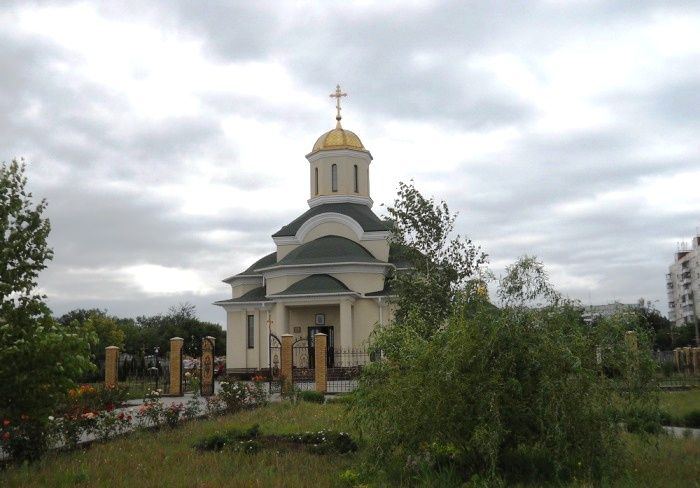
(340, 299, 353, 351)
(258, 308, 269, 370)
(274, 302, 287, 335)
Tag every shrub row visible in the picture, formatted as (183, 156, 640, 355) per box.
(660, 409, 700, 429)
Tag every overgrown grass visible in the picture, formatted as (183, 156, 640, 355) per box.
(1, 401, 698, 487)
(1, 402, 355, 488)
(661, 388, 700, 419)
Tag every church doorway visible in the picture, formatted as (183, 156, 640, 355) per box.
(308, 326, 334, 367)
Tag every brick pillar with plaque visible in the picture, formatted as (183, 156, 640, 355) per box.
(201, 336, 215, 397)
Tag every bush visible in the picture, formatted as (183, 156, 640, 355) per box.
(136, 390, 165, 428)
(683, 410, 700, 428)
(218, 378, 268, 412)
(299, 390, 325, 404)
(352, 290, 659, 484)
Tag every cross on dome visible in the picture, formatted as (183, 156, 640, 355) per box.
(329, 84, 347, 128)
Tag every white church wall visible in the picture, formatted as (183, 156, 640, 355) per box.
(232, 282, 260, 299)
(226, 310, 246, 369)
(329, 272, 384, 294)
(353, 299, 380, 345)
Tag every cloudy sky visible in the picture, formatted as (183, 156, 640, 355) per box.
(2, 0, 699, 325)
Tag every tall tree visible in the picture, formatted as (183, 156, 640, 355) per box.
(385, 181, 487, 337)
(0, 160, 93, 460)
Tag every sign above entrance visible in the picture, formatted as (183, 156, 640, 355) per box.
(315, 313, 325, 325)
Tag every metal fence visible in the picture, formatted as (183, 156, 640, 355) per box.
(292, 338, 315, 391)
(327, 347, 372, 393)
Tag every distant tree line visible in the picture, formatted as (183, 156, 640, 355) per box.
(56, 302, 226, 362)
(589, 305, 697, 350)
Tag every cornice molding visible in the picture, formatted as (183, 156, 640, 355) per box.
(222, 275, 263, 286)
(307, 194, 373, 208)
(305, 148, 373, 162)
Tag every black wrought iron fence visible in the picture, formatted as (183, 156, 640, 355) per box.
(292, 338, 314, 391)
(327, 347, 372, 393)
(118, 354, 170, 396)
(269, 334, 282, 394)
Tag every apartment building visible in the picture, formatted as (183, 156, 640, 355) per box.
(667, 234, 700, 326)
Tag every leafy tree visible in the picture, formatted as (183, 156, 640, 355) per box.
(352, 256, 659, 485)
(0, 160, 94, 461)
(134, 303, 225, 357)
(385, 181, 487, 337)
(57, 309, 125, 361)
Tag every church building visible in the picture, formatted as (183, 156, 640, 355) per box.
(216, 86, 400, 374)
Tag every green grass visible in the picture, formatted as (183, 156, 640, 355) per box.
(1, 402, 355, 488)
(661, 388, 700, 419)
(1, 401, 699, 487)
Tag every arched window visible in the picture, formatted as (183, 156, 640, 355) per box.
(331, 164, 338, 192)
(314, 167, 319, 195)
(353, 164, 358, 193)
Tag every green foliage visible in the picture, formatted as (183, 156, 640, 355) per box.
(58, 310, 125, 361)
(385, 181, 487, 337)
(135, 303, 226, 357)
(0, 160, 94, 461)
(351, 256, 660, 485)
(192, 425, 357, 455)
(218, 377, 268, 412)
(299, 390, 326, 404)
(57, 303, 226, 361)
(192, 424, 261, 451)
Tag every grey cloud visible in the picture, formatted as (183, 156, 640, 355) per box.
(3, 0, 700, 324)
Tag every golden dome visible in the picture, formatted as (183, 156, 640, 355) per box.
(312, 126, 366, 153)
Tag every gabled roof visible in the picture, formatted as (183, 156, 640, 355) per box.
(214, 286, 270, 305)
(272, 203, 389, 237)
(269, 235, 384, 268)
(268, 274, 355, 297)
(224, 252, 277, 282)
(240, 251, 277, 275)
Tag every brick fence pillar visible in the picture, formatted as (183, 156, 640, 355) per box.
(315, 333, 327, 394)
(673, 348, 681, 373)
(692, 347, 700, 375)
(169, 337, 184, 396)
(201, 336, 215, 396)
(105, 346, 119, 388)
(281, 334, 293, 394)
(684, 347, 693, 374)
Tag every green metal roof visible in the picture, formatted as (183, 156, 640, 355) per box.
(268, 274, 353, 297)
(272, 203, 389, 237)
(237, 251, 277, 276)
(214, 286, 269, 305)
(273, 235, 383, 267)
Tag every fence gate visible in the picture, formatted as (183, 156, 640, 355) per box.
(269, 334, 282, 394)
(292, 337, 314, 391)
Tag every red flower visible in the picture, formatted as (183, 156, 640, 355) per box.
(2, 432, 10, 441)
(106, 403, 115, 412)
(2, 419, 10, 427)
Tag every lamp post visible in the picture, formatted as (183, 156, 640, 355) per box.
(153, 346, 160, 391)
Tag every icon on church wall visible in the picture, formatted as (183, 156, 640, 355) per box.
(315, 313, 325, 325)
(293, 326, 302, 333)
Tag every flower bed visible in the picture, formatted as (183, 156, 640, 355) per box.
(192, 424, 357, 455)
